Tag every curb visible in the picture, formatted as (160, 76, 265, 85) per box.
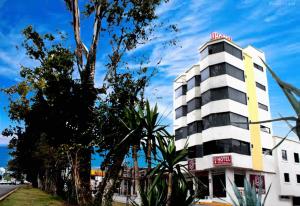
(0, 187, 18, 201)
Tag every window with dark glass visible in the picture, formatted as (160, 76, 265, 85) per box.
(187, 75, 201, 90)
(175, 106, 187, 119)
(262, 148, 272, 155)
(175, 127, 187, 141)
(187, 97, 201, 113)
(201, 86, 247, 106)
(208, 42, 224, 55)
(256, 82, 266, 91)
(284, 173, 290, 182)
(258, 103, 268, 111)
(230, 113, 249, 129)
(200, 62, 244, 82)
(203, 112, 248, 130)
(260, 125, 271, 133)
(226, 63, 245, 80)
(297, 174, 300, 183)
(282, 150, 288, 161)
(175, 85, 187, 98)
(188, 121, 203, 135)
(201, 67, 210, 81)
(234, 173, 245, 187)
(254, 63, 264, 72)
(206, 42, 242, 60)
(224, 42, 243, 59)
(188, 145, 203, 158)
(213, 172, 226, 197)
(203, 139, 250, 156)
(200, 47, 209, 59)
(294, 153, 299, 163)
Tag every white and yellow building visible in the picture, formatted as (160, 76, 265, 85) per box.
(173, 33, 300, 206)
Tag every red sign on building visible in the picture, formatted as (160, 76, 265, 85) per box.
(213, 155, 232, 166)
(250, 174, 266, 194)
(188, 159, 196, 171)
(211, 32, 232, 41)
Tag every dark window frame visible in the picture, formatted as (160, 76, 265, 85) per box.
(205, 42, 243, 60)
(201, 62, 245, 83)
(175, 106, 187, 119)
(284, 173, 290, 182)
(282, 150, 288, 161)
(203, 112, 249, 130)
(260, 125, 271, 133)
(187, 120, 203, 135)
(175, 85, 187, 98)
(187, 97, 201, 113)
(258, 103, 268, 111)
(187, 75, 201, 91)
(175, 127, 187, 141)
(294, 153, 299, 163)
(297, 174, 300, 183)
(201, 86, 247, 106)
(256, 82, 266, 91)
(254, 63, 264, 72)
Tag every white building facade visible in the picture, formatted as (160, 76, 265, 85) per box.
(173, 34, 299, 206)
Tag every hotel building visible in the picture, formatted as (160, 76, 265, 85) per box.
(173, 33, 299, 206)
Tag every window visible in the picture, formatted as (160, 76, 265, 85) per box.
(188, 145, 203, 158)
(234, 173, 245, 187)
(228, 87, 247, 104)
(208, 42, 224, 55)
(203, 139, 251, 156)
(187, 121, 203, 135)
(212, 172, 226, 197)
(226, 63, 245, 81)
(224, 42, 243, 59)
(258, 103, 268, 111)
(260, 125, 271, 133)
(175, 106, 187, 119)
(294, 153, 299, 163)
(200, 62, 244, 82)
(201, 86, 247, 106)
(297, 174, 300, 183)
(175, 85, 187, 98)
(175, 127, 187, 141)
(282, 150, 288, 161)
(256, 82, 266, 91)
(204, 42, 243, 60)
(284, 173, 290, 182)
(230, 113, 249, 130)
(202, 112, 248, 130)
(201, 67, 210, 81)
(187, 75, 200, 90)
(187, 97, 201, 113)
(262, 148, 272, 155)
(254, 63, 264, 72)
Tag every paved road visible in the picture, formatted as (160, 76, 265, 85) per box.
(0, 185, 18, 199)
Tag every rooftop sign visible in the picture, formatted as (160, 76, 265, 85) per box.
(211, 32, 232, 41)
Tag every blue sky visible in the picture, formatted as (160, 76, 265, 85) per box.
(0, 0, 300, 146)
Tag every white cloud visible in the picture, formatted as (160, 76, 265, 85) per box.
(0, 134, 11, 145)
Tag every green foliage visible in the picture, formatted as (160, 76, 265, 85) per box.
(228, 178, 271, 206)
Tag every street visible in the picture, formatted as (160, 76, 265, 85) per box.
(0, 185, 18, 199)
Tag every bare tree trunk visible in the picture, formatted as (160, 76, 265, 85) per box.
(166, 172, 173, 206)
(132, 145, 140, 198)
(71, 148, 92, 206)
(146, 139, 152, 188)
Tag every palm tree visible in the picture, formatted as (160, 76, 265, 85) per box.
(149, 131, 193, 206)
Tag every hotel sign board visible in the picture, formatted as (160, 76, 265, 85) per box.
(211, 32, 232, 41)
(250, 174, 266, 194)
(213, 155, 232, 166)
(188, 159, 196, 171)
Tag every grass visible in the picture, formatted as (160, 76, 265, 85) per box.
(112, 202, 127, 206)
(0, 186, 66, 206)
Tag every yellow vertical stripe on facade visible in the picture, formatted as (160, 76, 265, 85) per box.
(243, 53, 263, 171)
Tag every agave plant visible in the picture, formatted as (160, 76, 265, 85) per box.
(228, 178, 271, 206)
